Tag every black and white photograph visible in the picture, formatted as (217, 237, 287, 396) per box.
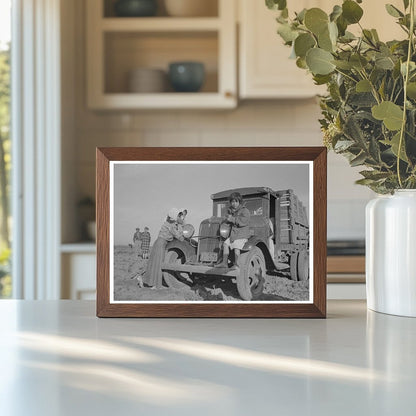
(110, 161, 313, 303)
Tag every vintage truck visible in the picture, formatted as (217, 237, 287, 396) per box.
(162, 187, 309, 300)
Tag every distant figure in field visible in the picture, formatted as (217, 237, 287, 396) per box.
(133, 227, 143, 257)
(141, 227, 151, 259)
(142, 208, 186, 289)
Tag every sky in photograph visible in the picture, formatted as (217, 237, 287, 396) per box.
(113, 162, 310, 245)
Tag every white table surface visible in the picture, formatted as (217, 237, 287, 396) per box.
(0, 300, 415, 416)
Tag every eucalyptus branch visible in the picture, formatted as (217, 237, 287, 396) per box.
(390, 79, 398, 102)
(358, 22, 378, 49)
(397, 0, 415, 188)
(393, 85, 404, 104)
(398, 23, 410, 35)
(358, 69, 381, 104)
(334, 68, 358, 84)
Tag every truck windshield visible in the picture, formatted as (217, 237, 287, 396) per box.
(213, 198, 265, 217)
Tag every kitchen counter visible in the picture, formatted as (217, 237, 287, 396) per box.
(0, 300, 415, 415)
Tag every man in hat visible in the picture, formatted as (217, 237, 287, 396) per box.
(132, 227, 143, 258)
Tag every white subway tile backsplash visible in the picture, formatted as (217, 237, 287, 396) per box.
(327, 153, 375, 200)
(251, 102, 297, 130)
(132, 111, 180, 130)
(293, 98, 322, 129)
(142, 130, 200, 146)
(75, 111, 134, 131)
(199, 129, 257, 146)
(178, 111, 227, 130)
(76, 131, 135, 163)
(255, 130, 322, 146)
(328, 199, 369, 240)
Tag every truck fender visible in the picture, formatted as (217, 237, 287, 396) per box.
(243, 236, 264, 252)
(165, 239, 197, 263)
(243, 237, 275, 272)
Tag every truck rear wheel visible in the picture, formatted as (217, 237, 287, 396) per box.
(237, 247, 265, 301)
(297, 250, 309, 281)
(290, 251, 309, 281)
(290, 252, 299, 281)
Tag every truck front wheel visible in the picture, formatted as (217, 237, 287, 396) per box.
(163, 250, 191, 288)
(237, 247, 265, 301)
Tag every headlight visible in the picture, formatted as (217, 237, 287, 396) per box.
(219, 223, 231, 239)
(182, 224, 195, 239)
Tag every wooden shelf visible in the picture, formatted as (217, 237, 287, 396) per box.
(327, 256, 365, 283)
(327, 256, 365, 274)
(88, 92, 235, 110)
(101, 17, 221, 32)
(61, 243, 96, 253)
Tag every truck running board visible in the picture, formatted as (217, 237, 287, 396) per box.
(161, 262, 239, 277)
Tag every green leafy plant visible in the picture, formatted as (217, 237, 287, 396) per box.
(266, 0, 416, 193)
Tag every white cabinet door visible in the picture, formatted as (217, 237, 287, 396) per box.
(238, 0, 404, 99)
(61, 253, 96, 300)
(239, 0, 326, 99)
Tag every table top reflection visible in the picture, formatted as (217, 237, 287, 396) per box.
(0, 300, 415, 416)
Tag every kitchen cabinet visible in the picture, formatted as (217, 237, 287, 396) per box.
(238, 0, 325, 99)
(61, 245, 96, 300)
(238, 0, 404, 99)
(86, 0, 237, 109)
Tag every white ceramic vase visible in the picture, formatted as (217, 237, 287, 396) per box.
(366, 190, 416, 317)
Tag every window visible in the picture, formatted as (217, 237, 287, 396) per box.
(0, 0, 11, 298)
(213, 198, 265, 217)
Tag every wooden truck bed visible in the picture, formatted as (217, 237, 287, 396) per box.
(276, 189, 309, 247)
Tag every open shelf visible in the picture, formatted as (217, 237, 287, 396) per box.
(104, 31, 218, 94)
(87, 0, 236, 109)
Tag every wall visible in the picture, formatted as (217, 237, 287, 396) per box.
(61, 0, 374, 243)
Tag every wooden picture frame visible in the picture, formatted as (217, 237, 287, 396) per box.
(96, 147, 327, 318)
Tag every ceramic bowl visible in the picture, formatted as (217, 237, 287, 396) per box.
(128, 68, 167, 93)
(168, 62, 205, 92)
(114, 0, 158, 17)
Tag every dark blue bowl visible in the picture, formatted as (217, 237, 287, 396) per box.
(114, 0, 157, 17)
(168, 62, 205, 93)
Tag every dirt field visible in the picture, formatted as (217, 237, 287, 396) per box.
(114, 245, 310, 302)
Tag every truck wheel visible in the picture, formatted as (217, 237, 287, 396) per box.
(163, 250, 190, 289)
(297, 250, 309, 281)
(237, 247, 265, 301)
(290, 252, 299, 281)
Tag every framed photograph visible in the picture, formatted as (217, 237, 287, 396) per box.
(96, 147, 327, 318)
